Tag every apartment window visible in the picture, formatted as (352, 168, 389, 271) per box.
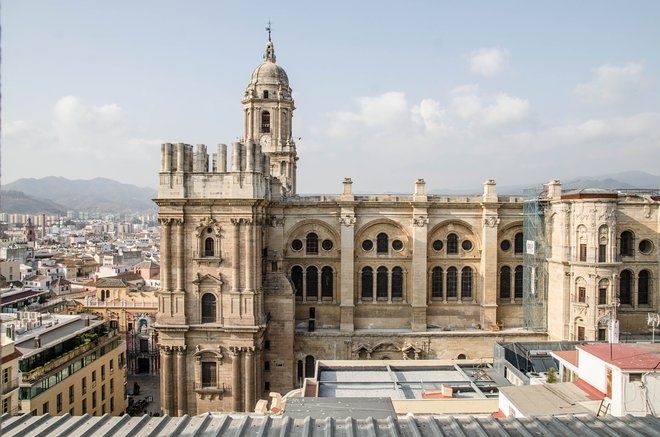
(92, 392, 97, 409)
(110, 397, 114, 413)
(101, 384, 106, 401)
(82, 377, 87, 394)
(101, 365, 105, 380)
(82, 399, 87, 415)
(42, 401, 49, 415)
(110, 378, 114, 394)
(69, 384, 75, 404)
(2, 368, 9, 385)
(102, 404, 106, 415)
(56, 393, 63, 413)
(577, 326, 585, 341)
(599, 244, 607, 262)
(110, 359, 114, 373)
(579, 244, 587, 262)
(202, 361, 217, 388)
(70, 408, 74, 416)
(92, 371, 97, 387)
(578, 287, 586, 303)
(2, 398, 9, 414)
(31, 409, 37, 416)
(598, 288, 607, 305)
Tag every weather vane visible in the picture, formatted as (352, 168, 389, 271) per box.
(266, 20, 272, 41)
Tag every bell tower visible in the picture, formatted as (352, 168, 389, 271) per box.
(242, 31, 298, 195)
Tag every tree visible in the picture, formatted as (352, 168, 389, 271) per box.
(546, 367, 557, 383)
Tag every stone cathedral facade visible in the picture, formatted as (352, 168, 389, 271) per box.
(155, 38, 659, 415)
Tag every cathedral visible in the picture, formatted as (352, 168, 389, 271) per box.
(154, 36, 659, 415)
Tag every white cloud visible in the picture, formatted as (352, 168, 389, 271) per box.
(468, 47, 509, 77)
(2, 96, 161, 187)
(574, 62, 644, 103)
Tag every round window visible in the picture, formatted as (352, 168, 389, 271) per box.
(639, 239, 654, 254)
(432, 240, 443, 251)
(207, 227, 213, 234)
(291, 239, 303, 251)
(500, 240, 511, 251)
(462, 240, 473, 251)
(322, 239, 333, 251)
(392, 240, 403, 251)
(362, 240, 374, 251)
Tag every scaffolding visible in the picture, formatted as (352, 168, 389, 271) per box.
(522, 188, 548, 332)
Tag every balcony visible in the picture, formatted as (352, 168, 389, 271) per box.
(22, 331, 120, 383)
(84, 299, 157, 308)
(2, 377, 19, 395)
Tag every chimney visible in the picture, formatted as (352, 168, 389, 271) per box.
(34, 336, 41, 348)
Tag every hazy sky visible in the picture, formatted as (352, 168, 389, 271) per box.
(3, 1, 660, 193)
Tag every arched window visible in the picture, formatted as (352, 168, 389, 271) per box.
(376, 266, 388, 299)
(306, 233, 319, 255)
(620, 231, 634, 257)
(514, 232, 524, 254)
(361, 267, 373, 298)
(291, 266, 303, 299)
(619, 269, 632, 305)
(204, 237, 214, 257)
(201, 293, 217, 323)
(447, 234, 458, 254)
(297, 360, 304, 385)
(376, 233, 389, 254)
(461, 267, 472, 299)
(392, 267, 403, 299)
(321, 266, 333, 299)
(306, 266, 318, 300)
(638, 270, 650, 306)
(304, 355, 315, 378)
(598, 225, 608, 262)
(500, 266, 511, 300)
(261, 110, 270, 133)
(447, 267, 458, 298)
(514, 265, 523, 299)
(431, 267, 443, 299)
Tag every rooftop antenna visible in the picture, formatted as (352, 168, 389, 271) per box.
(266, 20, 272, 41)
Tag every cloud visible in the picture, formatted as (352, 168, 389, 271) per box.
(2, 96, 161, 187)
(574, 62, 644, 103)
(468, 47, 509, 77)
(298, 89, 660, 192)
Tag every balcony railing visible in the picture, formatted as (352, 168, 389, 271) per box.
(1, 377, 19, 395)
(22, 332, 119, 383)
(84, 300, 157, 308)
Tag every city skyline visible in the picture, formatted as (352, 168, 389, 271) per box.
(3, 1, 660, 192)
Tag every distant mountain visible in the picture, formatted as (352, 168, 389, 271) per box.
(2, 177, 157, 213)
(0, 190, 68, 214)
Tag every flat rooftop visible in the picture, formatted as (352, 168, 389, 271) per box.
(312, 360, 500, 400)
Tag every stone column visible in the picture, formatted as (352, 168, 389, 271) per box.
(231, 219, 241, 292)
(481, 180, 500, 330)
(160, 346, 174, 415)
(411, 212, 429, 330)
(339, 202, 356, 331)
(176, 219, 185, 292)
(230, 347, 242, 411)
(245, 219, 254, 293)
(176, 346, 187, 416)
(244, 347, 255, 412)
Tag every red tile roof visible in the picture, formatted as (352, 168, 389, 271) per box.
(577, 343, 660, 371)
(553, 350, 579, 367)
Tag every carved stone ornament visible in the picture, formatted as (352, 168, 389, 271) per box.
(196, 217, 221, 237)
(413, 215, 429, 227)
(483, 216, 500, 228)
(270, 216, 285, 227)
(339, 214, 357, 227)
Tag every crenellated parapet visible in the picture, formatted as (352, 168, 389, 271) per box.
(158, 141, 274, 200)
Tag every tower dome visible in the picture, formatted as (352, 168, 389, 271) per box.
(245, 39, 292, 99)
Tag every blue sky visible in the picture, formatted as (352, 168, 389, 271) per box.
(3, 1, 660, 193)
